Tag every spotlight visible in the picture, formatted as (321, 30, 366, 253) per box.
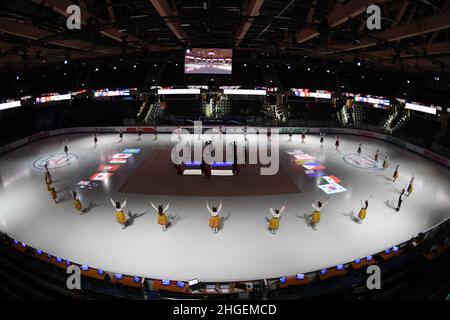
(336, 264, 344, 270)
(320, 269, 327, 275)
(385, 248, 391, 254)
(56, 257, 63, 263)
(354, 258, 361, 264)
(81, 265, 89, 271)
(133, 276, 140, 283)
(97, 269, 104, 275)
(393, 246, 399, 252)
(357, 61, 361, 66)
(176, 281, 185, 288)
(296, 273, 305, 280)
(279, 277, 287, 284)
(36, 249, 43, 255)
(115, 273, 124, 280)
(186, 48, 191, 54)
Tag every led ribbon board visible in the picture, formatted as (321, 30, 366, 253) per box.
(157, 89, 201, 95)
(0, 100, 21, 111)
(223, 89, 267, 96)
(405, 102, 437, 115)
(36, 93, 71, 103)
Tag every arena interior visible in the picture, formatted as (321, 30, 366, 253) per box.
(0, 0, 449, 304)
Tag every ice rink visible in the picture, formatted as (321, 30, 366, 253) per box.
(0, 131, 449, 282)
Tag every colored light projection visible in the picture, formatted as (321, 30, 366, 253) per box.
(78, 148, 140, 189)
(287, 150, 347, 195)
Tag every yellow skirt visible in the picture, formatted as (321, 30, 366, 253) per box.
(47, 183, 51, 192)
(407, 184, 413, 193)
(116, 211, 126, 224)
(383, 161, 389, 168)
(393, 170, 399, 179)
(358, 208, 367, 220)
(269, 218, 280, 230)
(51, 189, 57, 200)
(158, 214, 168, 226)
(74, 199, 82, 211)
(209, 216, 220, 228)
(311, 211, 321, 224)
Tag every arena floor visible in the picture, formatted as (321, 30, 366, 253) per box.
(0, 131, 449, 282)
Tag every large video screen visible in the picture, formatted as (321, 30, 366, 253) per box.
(184, 48, 232, 75)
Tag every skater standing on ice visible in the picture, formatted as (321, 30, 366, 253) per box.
(407, 176, 414, 196)
(176, 125, 181, 140)
(374, 149, 380, 162)
(319, 132, 325, 147)
(63, 139, 69, 157)
(392, 164, 400, 182)
(357, 143, 362, 155)
(206, 201, 222, 233)
(93, 133, 98, 146)
(383, 154, 390, 170)
(301, 129, 306, 143)
(119, 130, 123, 142)
(151, 201, 170, 231)
(288, 129, 293, 141)
(44, 162, 51, 180)
(154, 125, 158, 140)
(110, 198, 127, 229)
(244, 125, 248, 141)
(137, 128, 142, 141)
(268, 206, 285, 234)
(71, 191, 83, 212)
(356, 200, 369, 224)
(311, 197, 329, 230)
(396, 189, 406, 212)
(335, 136, 341, 151)
(267, 128, 272, 141)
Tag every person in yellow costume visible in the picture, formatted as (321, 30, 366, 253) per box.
(407, 175, 414, 195)
(383, 154, 390, 170)
(110, 198, 127, 229)
(392, 164, 400, 182)
(268, 206, 286, 234)
(374, 149, 380, 162)
(151, 201, 170, 231)
(71, 191, 83, 212)
(356, 200, 369, 224)
(311, 197, 329, 230)
(206, 201, 222, 234)
(49, 183, 57, 202)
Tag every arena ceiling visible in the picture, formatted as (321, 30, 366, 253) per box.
(0, 0, 449, 74)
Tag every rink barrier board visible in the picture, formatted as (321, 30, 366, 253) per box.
(0, 126, 449, 168)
